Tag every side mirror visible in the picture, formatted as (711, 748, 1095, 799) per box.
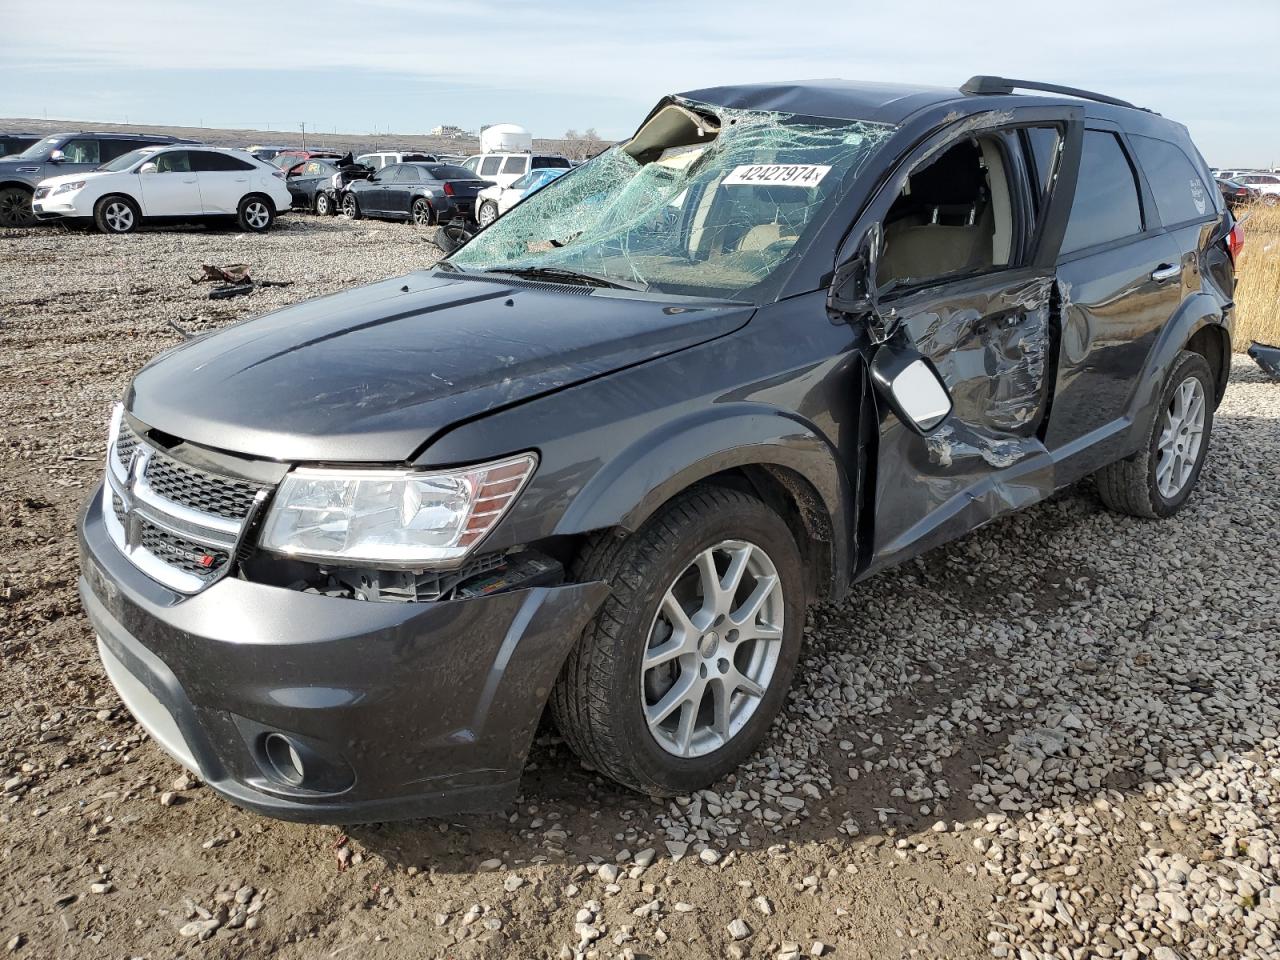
(138, 162, 158, 174)
(870, 336, 952, 435)
(48, 149, 66, 163)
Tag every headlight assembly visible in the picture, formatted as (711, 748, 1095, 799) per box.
(53, 180, 86, 195)
(259, 454, 537, 567)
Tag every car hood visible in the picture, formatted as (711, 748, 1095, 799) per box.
(127, 271, 753, 463)
(39, 170, 117, 189)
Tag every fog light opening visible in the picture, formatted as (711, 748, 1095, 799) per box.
(263, 733, 306, 786)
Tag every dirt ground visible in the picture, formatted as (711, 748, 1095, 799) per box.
(1, 215, 1277, 960)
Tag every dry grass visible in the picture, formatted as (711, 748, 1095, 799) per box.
(1233, 202, 1280, 350)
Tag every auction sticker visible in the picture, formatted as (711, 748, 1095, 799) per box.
(723, 164, 831, 187)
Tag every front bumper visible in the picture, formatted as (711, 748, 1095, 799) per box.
(32, 196, 89, 222)
(78, 485, 608, 823)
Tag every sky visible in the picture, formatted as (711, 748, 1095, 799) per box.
(2, 0, 1278, 165)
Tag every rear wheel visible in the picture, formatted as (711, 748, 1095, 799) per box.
(236, 195, 274, 232)
(477, 200, 498, 227)
(93, 195, 139, 234)
(412, 198, 433, 226)
(1095, 350, 1214, 518)
(0, 186, 34, 227)
(341, 193, 361, 219)
(314, 191, 331, 216)
(551, 486, 805, 797)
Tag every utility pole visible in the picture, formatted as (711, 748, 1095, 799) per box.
(301, 122, 307, 151)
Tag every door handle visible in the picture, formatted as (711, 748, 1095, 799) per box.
(182, 177, 197, 184)
(1151, 263, 1181, 283)
(234, 177, 248, 182)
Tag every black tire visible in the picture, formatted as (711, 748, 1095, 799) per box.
(550, 485, 806, 797)
(342, 193, 361, 219)
(1095, 350, 1214, 518)
(412, 198, 434, 227)
(477, 200, 499, 227)
(236, 195, 274, 232)
(93, 195, 140, 234)
(314, 192, 332, 216)
(0, 186, 34, 228)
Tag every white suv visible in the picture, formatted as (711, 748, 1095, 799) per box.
(1234, 172, 1280, 205)
(355, 151, 438, 170)
(461, 152, 572, 188)
(32, 145, 293, 233)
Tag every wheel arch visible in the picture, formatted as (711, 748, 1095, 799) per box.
(1131, 292, 1231, 431)
(552, 406, 857, 604)
(0, 179, 34, 195)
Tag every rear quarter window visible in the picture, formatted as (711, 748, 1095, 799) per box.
(1130, 135, 1215, 224)
(533, 156, 572, 169)
(1061, 131, 1143, 255)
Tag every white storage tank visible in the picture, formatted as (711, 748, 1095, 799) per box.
(480, 123, 532, 154)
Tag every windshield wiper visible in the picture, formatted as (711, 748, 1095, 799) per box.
(482, 265, 648, 292)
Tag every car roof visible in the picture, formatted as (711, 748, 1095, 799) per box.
(672, 77, 1184, 134)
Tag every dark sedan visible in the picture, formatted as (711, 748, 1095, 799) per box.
(1216, 177, 1259, 210)
(285, 158, 372, 215)
(340, 162, 487, 225)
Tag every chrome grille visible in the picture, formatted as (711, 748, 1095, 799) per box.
(103, 411, 269, 593)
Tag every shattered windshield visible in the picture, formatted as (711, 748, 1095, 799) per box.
(448, 101, 894, 301)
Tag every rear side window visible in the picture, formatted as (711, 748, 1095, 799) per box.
(479, 155, 502, 176)
(190, 152, 256, 172)
(533, 155, 572, 169)
(393, 165, 419, 183)
(500, 155, 528, 175)
(426, 164, 475, 180)
(99, 139, 139, 161)
(1061, 131, 1142, 255)
(1130, 135, 1214, 224)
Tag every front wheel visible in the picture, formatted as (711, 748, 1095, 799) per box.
(236, 195, 274, 232)
(1095, 350, 1214, 518)
(94, 195, 139, 234)
(551, 486, 805, 797)
(0, 186, 34, 227)
(341, 193, 361, 219)
(476, 200, 498, 227)
(314, 192, 331, 216)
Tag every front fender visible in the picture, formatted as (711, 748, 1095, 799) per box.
(554, 403, 855, 588)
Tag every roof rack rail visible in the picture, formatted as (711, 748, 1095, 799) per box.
(960, 75, 1151, 112)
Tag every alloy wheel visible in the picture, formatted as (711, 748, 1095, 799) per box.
(477, 202, 497, 227)
(0, 189, 33, 227)
(315, 193, 329, 215)
(1156, 375, 1206, 499)
(104, 201, 134, 232)
(342, 195, 356, 217)
(641, 539, 784, 758)
(245, 201, 270, 230)
(413, 200, 431, 226)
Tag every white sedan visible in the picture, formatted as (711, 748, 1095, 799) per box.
(475, 168, 567, 227)
(32, 145, 293, 233)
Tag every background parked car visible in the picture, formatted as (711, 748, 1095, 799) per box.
(269, 149, 344, 169)
(32, 144, 292, 234)
(285, 157, 373, 215)
(341, 161, 486, 225)
(0, 132, 40, 158)
(0, 131, 190, 227)
(475, 167, 567, 226)
(1234, 172, 1280, 205)
(460, 152, 571, 188)
(247, 145, 291, 163)
(356, 151, 438, 170)
(1216, 177, 1259, 209)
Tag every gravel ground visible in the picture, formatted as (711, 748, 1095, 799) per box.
(1, 216, 1277, 960)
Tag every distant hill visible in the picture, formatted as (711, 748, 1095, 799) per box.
(0, 117, 599, 159)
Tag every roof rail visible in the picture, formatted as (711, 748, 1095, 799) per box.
(960, 75, 1150, 112)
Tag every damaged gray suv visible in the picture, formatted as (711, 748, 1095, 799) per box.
(78, 76, 1239, 822)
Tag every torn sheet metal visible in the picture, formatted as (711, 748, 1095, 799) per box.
(871, 273, 1055, 566)
(1248, 341, 1280, 380)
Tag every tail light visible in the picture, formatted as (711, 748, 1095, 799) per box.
(443, 182, 455, 196)
(1227, 222, 1245, 262)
